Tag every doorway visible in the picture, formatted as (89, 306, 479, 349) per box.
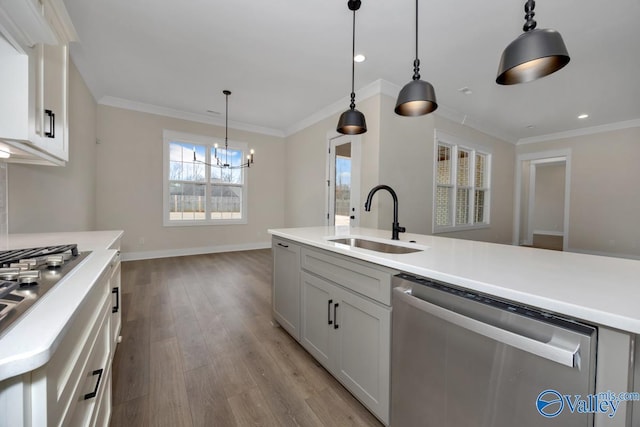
(326, 134, 361, 227)
(514, 150, 571, 251)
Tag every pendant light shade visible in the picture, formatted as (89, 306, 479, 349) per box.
(337, 108, 367, 135)
(496, 0, 570, 85)
(395, 0, 437, 117)
(395, 77, 438, 116)
(337, 0, 367, 135)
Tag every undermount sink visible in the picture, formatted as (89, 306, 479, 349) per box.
(329, 237, 423, 254)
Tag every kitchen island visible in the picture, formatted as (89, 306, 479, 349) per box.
(0, 230, 123, 426)
(269, 226, 640, 427)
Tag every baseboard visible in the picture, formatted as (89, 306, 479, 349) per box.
(533, 230, 565, 237)
(122, 241, 272, 261)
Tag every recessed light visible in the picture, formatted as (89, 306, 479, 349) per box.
(458, 87, 472, 95)
(354, 54, 366, 63)
(578, 113, 589, 119)
(526, 124, 535, 129)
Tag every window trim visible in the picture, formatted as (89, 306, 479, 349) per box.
(163, 129, 248, 227)
(432, 130, 491, 234)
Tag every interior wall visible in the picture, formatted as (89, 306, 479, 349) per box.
(8, 61, 97, 233)
(517, 126, 640, 258)
(95, 105, 286, 256)
(532, 163, 565, 233)
(377, 94, 435, 236)
(284, 95, 381, 228)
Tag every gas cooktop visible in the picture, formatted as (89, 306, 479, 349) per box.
(0, 244, 90, 337)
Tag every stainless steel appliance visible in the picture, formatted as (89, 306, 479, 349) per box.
(392, 273, 597, 427)
(0, 244, 90, 337)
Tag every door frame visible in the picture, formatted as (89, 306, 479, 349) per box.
(326, 132, 361, 227)
(513, 149, 572, 251)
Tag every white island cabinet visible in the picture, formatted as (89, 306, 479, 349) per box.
(0, 230, 123, 427)
(272, 236, 396, 425)
(272, 237, 301, 340)
(269, 226, 640, 427)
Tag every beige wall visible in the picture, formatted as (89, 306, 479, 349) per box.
(8, 61, 97, 233)
(517, 126, 640, 258)
(284, 95, 381, 228)
(95, 105, 286, 256)
(284, 93, 515, 245)
(533, 163, 565, 233)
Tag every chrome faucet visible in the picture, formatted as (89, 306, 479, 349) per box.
(364, 185, 406, 240)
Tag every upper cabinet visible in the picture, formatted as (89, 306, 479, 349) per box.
(0, 0, 77, 166)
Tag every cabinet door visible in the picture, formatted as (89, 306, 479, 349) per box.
(32, 40, 68, 161)
(334, 288, 390, 424)
(272, 239, 301, 340)
(300, 272, 334, 369)
(110, 253, 122, 357)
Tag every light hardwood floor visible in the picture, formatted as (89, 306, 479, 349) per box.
(110, 249, 384, 427)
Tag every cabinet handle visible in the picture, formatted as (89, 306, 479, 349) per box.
(334, 303, 339, 329)
(112, 287, 120, 313)
(327, 299, 333, 325)
(83, 368, 104, 400)
(44, 109, 55, 138)
(277, 242, 289, 248)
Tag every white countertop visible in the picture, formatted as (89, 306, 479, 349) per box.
(2, 230, 123, 252)
(0, 230, 123, 382)
(269, 226, 640, 335)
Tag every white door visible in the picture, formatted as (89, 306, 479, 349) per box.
(327, 134, 361, 227)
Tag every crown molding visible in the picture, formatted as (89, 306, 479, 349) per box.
(98, 96, 285, 138)
(517, 119, 640, 145)
(284, 78, 518, 144)
(284, 79, 395, 137)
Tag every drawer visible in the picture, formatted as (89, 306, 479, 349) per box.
(301, 247, 394, 306)
(66, 307, 111, 427)
(30, 266, 111, 425)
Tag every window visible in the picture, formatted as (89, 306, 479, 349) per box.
(163, 130, 248, 226)
(434, 131, 491, 233)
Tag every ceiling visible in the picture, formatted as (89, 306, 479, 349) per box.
(62, 0, 640, 143)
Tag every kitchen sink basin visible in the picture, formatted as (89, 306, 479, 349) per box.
(329, 238, 423, 254)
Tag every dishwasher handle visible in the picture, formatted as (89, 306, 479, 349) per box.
(393, 287, 580, 368)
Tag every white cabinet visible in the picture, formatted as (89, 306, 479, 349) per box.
(109, 250, 122, 358)
(0, 0, 76, 165)
(301, 271, 391, 424)
(271, 239, 395, 425)
(272, 238, 301, 340)
(30, 258, 113, 426)
(0, 251, 117, 427)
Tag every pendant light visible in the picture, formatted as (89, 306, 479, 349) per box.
(395, 0, 437, 116)
(194, 90, 255, 169)
(496, 0, 570, 85)
(337, 0, 367, 135)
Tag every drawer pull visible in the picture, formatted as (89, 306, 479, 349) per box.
(277, 242, 289, 248)
(84, 368, 104, 400)
(44, 109, 55, 138)
(112, 287, 120, 313)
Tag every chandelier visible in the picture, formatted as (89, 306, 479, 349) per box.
(194, 90, 255, 169)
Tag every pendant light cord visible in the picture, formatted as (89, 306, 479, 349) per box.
(225, 91, 229, 165)
(350, 8, 356, 110)
(412, 0, 421, 81)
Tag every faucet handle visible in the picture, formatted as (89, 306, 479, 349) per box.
(397, 225, 406, 233)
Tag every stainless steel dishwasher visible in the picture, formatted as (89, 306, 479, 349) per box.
(391, 273, 597, 427)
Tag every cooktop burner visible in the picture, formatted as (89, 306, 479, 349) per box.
(0, 244, 90, 337)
